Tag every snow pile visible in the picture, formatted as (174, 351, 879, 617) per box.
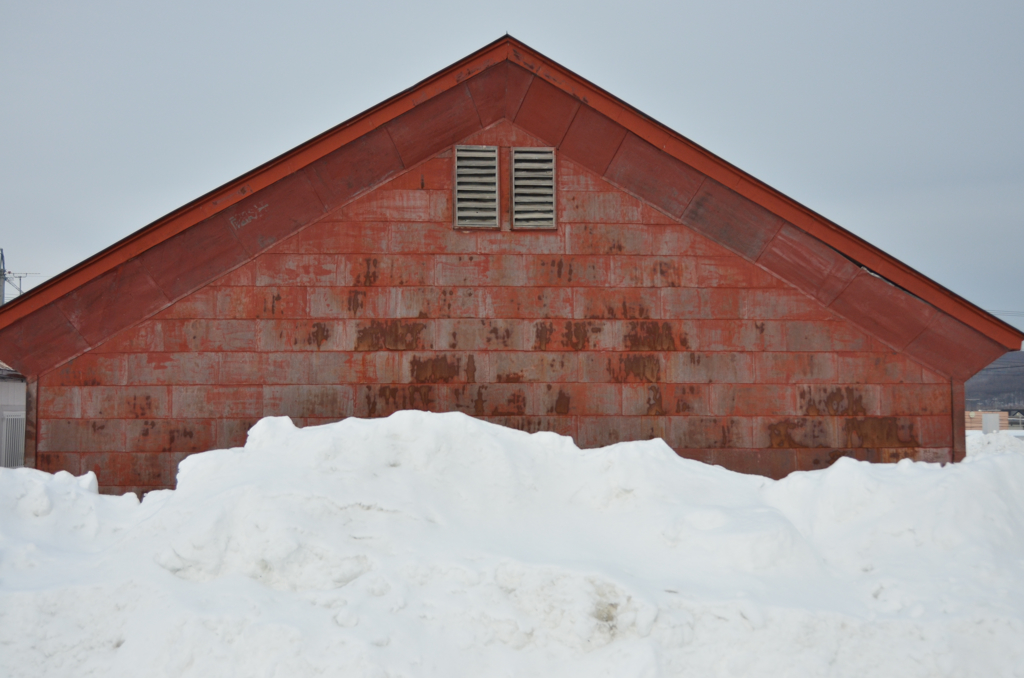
(2, 412, 1024, 677)
(967, 430, 1024, 459)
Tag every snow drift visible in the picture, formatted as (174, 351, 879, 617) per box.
(2, 413, 1024, 677)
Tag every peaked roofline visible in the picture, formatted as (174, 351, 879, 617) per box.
(2, 36, 1021, 352)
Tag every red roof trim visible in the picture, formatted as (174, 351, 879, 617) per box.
(2, 36, 1020, 350)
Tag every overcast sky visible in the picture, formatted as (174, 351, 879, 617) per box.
(2, 0, 1022, 335)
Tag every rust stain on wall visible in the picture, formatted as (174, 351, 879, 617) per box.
(881, 449, 918, 462)
(767, 418, 831, 448)
(585, 302, 650, 320)
(438, 288, 466, 315)
(543, 258, 573, 282)
(365, 385, 434, 417)
(472, 386, 486, 416)
(126, 395, 154, 418)
(263, 292, 282, 316)
(347, 290, 366, 314)
(652, 260, 682, 287)
(487, 325, 513, 347)
(491, 417, 564, 434)
(409, 356, 462, 383)
(624, 321, 682, 351)
(646, 385, 666, 415)
(165, 427, 195, 452)
(356, 258, 379, 286)
(801, 387, 867, 416)
(672, 385, 699, 414)
(768, 420, 802, 448)
(533, 322, 555, 350)
(492, 391, 526, 416)
(561, 321, 600, 350)
(308, 322, 330, 349)
(623, 302, 650, 319)
(607, 354, 661, 383)
(550, 389, 571, 415)
(843, 418, 918, 448)
(355, 320, 426, 351)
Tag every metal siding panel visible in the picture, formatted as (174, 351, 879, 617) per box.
(558, 105, 628, 176)
(604, 133, 704, 219)
(513, 78, 579, 146)
(385, 85, 483, 167)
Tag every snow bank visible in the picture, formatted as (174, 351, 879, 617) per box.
(2, 412, 1024, 677)
(967, 430, 1024, 459)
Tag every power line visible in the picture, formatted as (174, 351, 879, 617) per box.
(0, 249, 39, 306)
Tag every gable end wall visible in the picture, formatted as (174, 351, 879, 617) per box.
(31, 122, 958, 494)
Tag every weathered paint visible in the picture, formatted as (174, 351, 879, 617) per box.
(27, 123, 964, 493)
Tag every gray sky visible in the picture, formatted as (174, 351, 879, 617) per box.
(2, 0, 1022, 335)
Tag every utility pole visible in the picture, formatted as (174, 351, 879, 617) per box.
(0, 250, 34, 306)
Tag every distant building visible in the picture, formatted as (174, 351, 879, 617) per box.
(0, 360, 27, 468)
(965, 410, 1009, 432)
(0, 38, 1021, 494)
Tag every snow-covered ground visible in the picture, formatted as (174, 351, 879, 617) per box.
(968, 429, 1024, 440)
(2, 413, 1024, 677)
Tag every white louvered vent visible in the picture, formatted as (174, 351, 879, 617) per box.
(1, 413, 25, 469)
(511, 147, 556, 230)
(454, 145, 499, 229)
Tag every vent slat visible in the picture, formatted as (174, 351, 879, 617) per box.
(512, 148, 555, 230)
(454, 145, 499, 229)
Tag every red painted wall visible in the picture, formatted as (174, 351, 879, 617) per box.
(33, 121, 955, 495)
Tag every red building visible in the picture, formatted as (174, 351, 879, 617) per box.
(1, 38, 1020, 494)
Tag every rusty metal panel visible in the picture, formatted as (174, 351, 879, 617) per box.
(138, 216, 250, 302)
(828, 271, 938, 351)
(223, 172, 327, 256)
(305, 128, 405, 211)
(604, 133, 704, 220)
(464, 62, 508, 127)
(126, 419, 217, 454)
(756, 224, 859, 305)
(903, 313, 1007, 380)
(385, 85, 482, 167)
(38, 419, 126, 453)
(40, 354, 128, 387)
(513, 78, 580, 146)
(559, 105, 628, 177)
(55, 259, 170, 348)
(679, 178, 784, 261)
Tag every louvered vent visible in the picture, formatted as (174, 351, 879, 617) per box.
(512, 147, 556, 229)
(1, 413, 25, 469)
(454, 145, 499, 229)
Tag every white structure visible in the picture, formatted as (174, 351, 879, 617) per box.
(982, 412, 1001, 434)
(0, 360, 26, 468)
